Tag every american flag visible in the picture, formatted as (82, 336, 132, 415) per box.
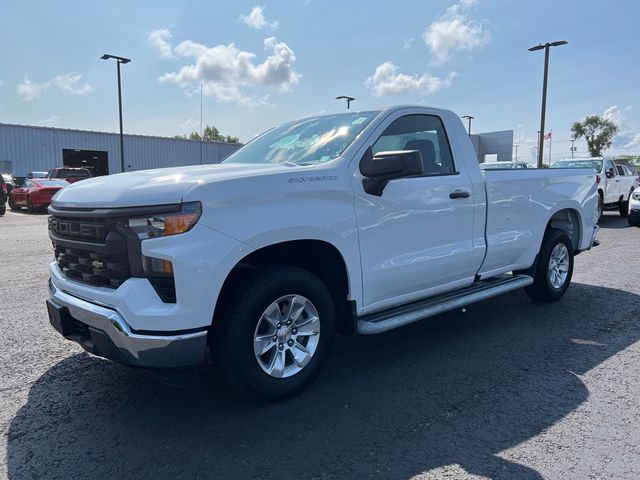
(543, 132, 552, 140)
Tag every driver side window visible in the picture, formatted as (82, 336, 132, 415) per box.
(371, 115, 456, 175)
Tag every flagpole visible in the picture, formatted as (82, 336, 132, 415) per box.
(548, 129, 552, 165)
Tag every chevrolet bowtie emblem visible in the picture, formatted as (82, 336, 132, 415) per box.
(91, 260, 106, 270)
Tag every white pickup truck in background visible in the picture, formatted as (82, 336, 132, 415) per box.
(46, 106, 599, 398)
(551, 157, 638, 218)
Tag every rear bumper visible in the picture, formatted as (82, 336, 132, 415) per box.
(47, 279, 207, 369)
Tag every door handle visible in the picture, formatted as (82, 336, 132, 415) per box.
(449, 189, 471, 199)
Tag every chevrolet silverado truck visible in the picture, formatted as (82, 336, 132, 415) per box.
(46, 106, 599, 398)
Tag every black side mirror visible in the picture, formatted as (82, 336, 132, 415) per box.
(605, 167, 615, 179)
(360, 148, 424, 196)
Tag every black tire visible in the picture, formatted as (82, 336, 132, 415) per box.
(8, 195, 19, 211)
(525, 229, 574, 302)
(619, 200, 629, 217)
(597, 194, 603, 221)
(212, 265, 336, 400)
(26, 196, 34, 214)
(620, 189, 633, 218)
(0, 203, 5, 216)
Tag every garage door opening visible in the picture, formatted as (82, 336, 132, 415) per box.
(62, 149, 109, 176)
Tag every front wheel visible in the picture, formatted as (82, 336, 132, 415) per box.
(27, 196, 35, 214)
(525, 229, 574, 302)
(212, 266, 336, 400)
(8, 196, 19, 211)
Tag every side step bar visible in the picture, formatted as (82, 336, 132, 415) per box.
(357, 274, 533, 335)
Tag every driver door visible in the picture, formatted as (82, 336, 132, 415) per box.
(352, 113, 483, 314)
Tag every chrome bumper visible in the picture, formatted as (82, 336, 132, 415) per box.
(48, 280, 207, 369)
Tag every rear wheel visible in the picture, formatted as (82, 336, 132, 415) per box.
(619, 193, 630, 217)
(26, 196, 35, 214)
(8, 195, 19, 211)
(0, 202, 5, 216)
(212, 266, 336, 400)
(525, 229, 574, 302)
(597, 195, 603, 220)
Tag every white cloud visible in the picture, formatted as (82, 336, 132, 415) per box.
(35, 115, 60, 126)
(159, 36, 299, 105)
(402, 38, 415, 50)
(365, 61, 456, 97)
(178, 118, 200, 130)
(148, 28, 174, 58)
(17, 77, 43, 101)
(604, 105, 640, 151)
(51, 73, 93, 95)
(18, 73, 92, 101)
(240, 6, 279, 30)
(423, 1, 490, 65)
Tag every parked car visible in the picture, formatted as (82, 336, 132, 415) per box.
(628, 189, 640, 227)
(551, 158, 636, 218)
(9, 178, 68, 213)
(27, 171, 48, 179)
(46, 167, 92, 184)
(480, 161, 529, 169)
(0, 174, 6, 215)
(46, 106, 599, 398)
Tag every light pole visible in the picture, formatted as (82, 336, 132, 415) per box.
(462, 115, 474, 136)
(101, 53, 131, 173)
(336, 95, 355, 109)
(529, 40, 567, 168)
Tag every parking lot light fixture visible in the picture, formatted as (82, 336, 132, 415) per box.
(529, 40, 567, 168)
(101, 53, 131, 173)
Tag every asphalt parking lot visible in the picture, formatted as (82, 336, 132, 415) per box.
(1, 209, 639, 479)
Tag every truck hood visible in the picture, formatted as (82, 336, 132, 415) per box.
(52, 163, 292, 209)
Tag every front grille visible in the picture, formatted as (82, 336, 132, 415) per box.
(54, 244, 131, 288)
(49, 214, 132, 289)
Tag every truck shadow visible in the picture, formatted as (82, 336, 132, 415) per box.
(7, 283, 639, 479)
(598, 212, 631, 229)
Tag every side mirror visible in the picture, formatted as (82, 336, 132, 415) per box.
(360, 149, 424, 196)
(605, 167, 615, 179)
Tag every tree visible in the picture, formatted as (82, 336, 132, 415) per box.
(174, 125, 240, 143)
(571, 115, 618, 157)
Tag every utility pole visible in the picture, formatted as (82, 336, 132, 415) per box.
(200, 83, 203, 164)
(528, 40, 567, 168)
(462, 115, 474, 136)
(514, 145, 519, 161)
(101, 54, 131, 174)
(335, 96, 355, 109)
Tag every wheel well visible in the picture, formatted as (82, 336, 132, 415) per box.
(214, 240, 354, 335)
(547, 209, 581, 252)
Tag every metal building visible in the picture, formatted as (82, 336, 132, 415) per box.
(0, 123, 243, 177)
(470, 130, 514, 163)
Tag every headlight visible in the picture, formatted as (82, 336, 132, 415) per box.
(119, 202, 201, 276)
(121, 202, 201, 240)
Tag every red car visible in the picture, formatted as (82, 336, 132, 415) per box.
(46, 167, 92, 184)
(8, 178, 68, 213)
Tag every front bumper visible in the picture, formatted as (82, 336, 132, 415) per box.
(47, 279, 207, 369)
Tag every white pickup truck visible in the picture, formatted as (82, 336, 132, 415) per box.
(46, 106, 599, 398)
(551, 157, 638, 218)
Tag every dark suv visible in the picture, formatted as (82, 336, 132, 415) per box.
(0, 174, 7, 215)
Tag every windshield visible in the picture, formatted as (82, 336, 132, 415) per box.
(223, 111, 380, 165)
(55, 169, 90, 178)
(37, 180, 68, 187)
(551, 160, 603, 171)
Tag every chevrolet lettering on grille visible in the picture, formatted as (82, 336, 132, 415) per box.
(48, 218, 106, 240)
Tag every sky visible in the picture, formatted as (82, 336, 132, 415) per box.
(1, 0, 639, 164)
